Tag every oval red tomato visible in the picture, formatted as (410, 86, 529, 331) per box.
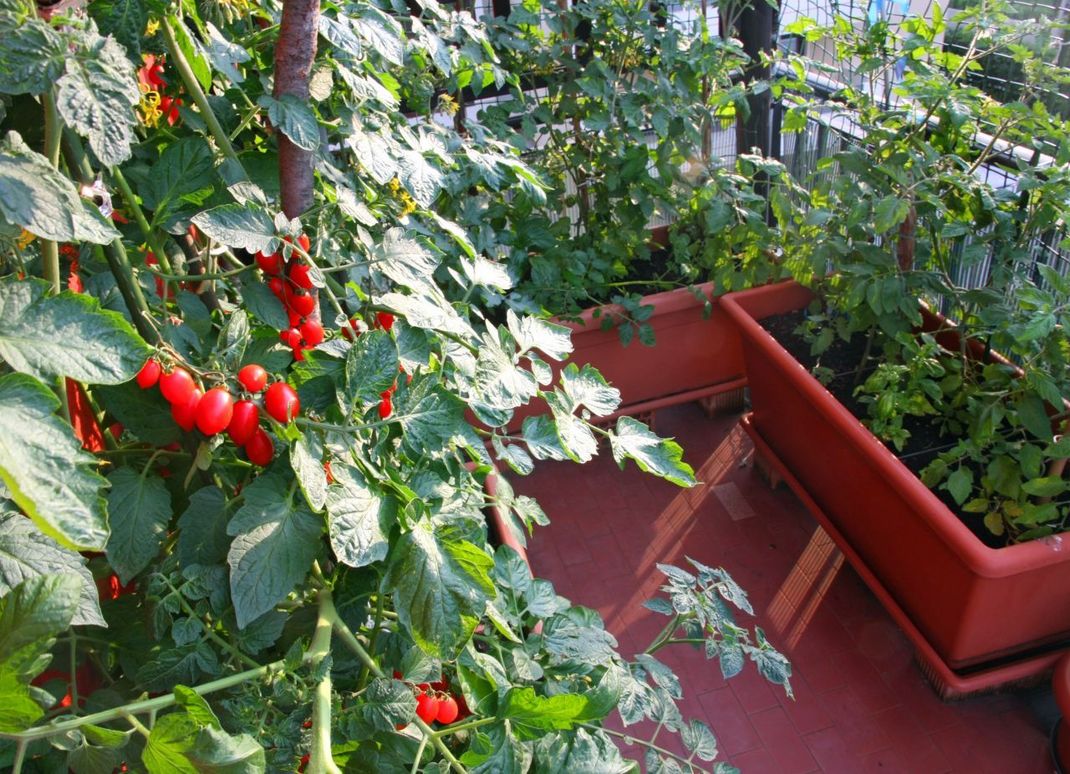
(237, 364, 268, 393)
(264, 382, 300, 423)
(171, 387, 203, 431)
(288, 291, 316, 318)
(195, 388, 234, 435)
(289, 262, 314, 290)
(228, 400, 260, 445)
(377, 311, 395, 331)
(256, 251, 283, 275)
(300, 320, 324, 347)
(159, 368, 195, 404)
(415, 692, 439, 724)
(136, 359, 161, 389)
(245, 427, 274, 466)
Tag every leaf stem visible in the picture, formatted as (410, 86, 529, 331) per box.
(432, 716, 496, 738)
(119, 709, 151, 738)
(41, 89, 62, 296)
(110, 166, 174, 275)
(162, 17, 246, 176)
(643, 614, 681, 655)
(580, 723, 707, 773)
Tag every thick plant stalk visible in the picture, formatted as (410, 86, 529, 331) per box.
(308, 589, 342, 774)
(275, 0, 321, 218)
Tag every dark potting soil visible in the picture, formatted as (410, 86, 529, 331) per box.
(759, 310, 1006, 549)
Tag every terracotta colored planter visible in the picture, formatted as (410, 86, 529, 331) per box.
(722, 280, 1070, 672)
(1053, 654, 1070, 772)
(502, 281, 747, 432)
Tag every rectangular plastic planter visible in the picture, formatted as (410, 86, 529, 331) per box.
(722, 280, 1070, 671)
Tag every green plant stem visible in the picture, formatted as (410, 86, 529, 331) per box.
(356, 590, 385, 691)
(0, 660, 286, 744)
(119, 710, 151, 738)
(157, 575, 261, 670)
(580, 723, 705, 773)
(161, 17, 246, 176)
(324, 598, 469, 774)
(432, 716, 496, 738)
(308, 589, 342, 774)
(110, 166, 174, 275)
(643, 614, 681, 654)
(143, 263, 253, 282)
(11, 740, 26, 774)
(41, 90, 63, 296)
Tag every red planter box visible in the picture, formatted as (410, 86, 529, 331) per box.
(722, 280, 1070, 670)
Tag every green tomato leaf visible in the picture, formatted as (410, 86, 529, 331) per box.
(0, 278, 150, 384)
(240, 281, 289, 331)
(143, 138, 217, 216)
(168, 17, 211, 92)
(1015, 392, 1053, 441)
(461, 723, 532, 774)
(353, 12, 404, 66)
(557, 363, 621, 416)
(227, 471, 322, 628)
(91, 0, 147, 61)
(191, 204, 277, 254)
(142, 712, 199, 774)
(0, 670, 44, 733)
(325, 462, 394, 568)
(257, 94, 320, 152)
(105, 467, 172, 585)
(177, 486, 230, 568)
(384, 522, 494, 659)
(0, 513, 104, 627)
(359, 678, 416, 733)
(500, 686, 591, 740)
(397, 149, 442, 207)
(290, 433, 327, 512)
(343, 329, 398, 411)
(95, 380, 181, 446)
(0, 574, 81, 675)
(507, 310, 572, 361)
(533, 727, 632, 774)
(610, 417, 696, 487)
(173, 685, 221, 730)
(946, 467, 973, 505)
(0, 131, 119, 244)
(0, 373, 109, 551)
(56, 29, 140, 167)
(188, 726, 266, 773)
(396, 379, 475, 457)
(521, 415, 570, 462)
(0, 7, 66, 95)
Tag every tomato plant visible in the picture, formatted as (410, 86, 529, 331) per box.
(0, 0, 790, 771)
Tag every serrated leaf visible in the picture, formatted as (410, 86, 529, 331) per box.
(174, 685, 221, 730)
(500, 686, 591, 740)
(0, 513, 105, 627)
(325, 462, 393, 568)
(169, 16, 210, 92)
(0, 670, 44, 732)
(92, 0, 146, 61)
(0, 132, 120, 244)
(137, 642, 220, 693)
(946, 467, 973, 505)
(96, 380, 181, 446)
(0, 374, 109, 551)
(521, 415, 570, 462)
(681, 719, 718, 762)
(373, 228, 439, 291)
(1016, 392, 1053, 441)
(507, 310, 572, 361)
(474, 329, 538, 412)
(240, 281, 290, 331)
(290, 433, 327, 512)
(461, 723, 532, 774)
(56, 32, 140, 167)
(319, 14, 364, 59)
(1021, 476, 1070, 497)
(0, 574, 80, 676)
(634, 653, 682, 699)
(383, 522, 494, 659)
(610, 417, 696, 487)
(558, 363, 621, 416)
(353, 14, 404, 66)
(547, 408, 597, 463)
(227, 471, 322, 627)
(204, 22, 250, 85)
(105, 467, 172, 584)
(397, 149, 442, 208)
(345, 127, 397, 185)
(0, 10, 66, 94)
(540, 613, 618, 666)
(143, 138, 216, 216)
(192, 204, 276, 254)
(343, 329, 398, 411)
(533, 727, 631, 774)
(142, 712, 198, 774)
(359, 678, 416, 732)
(258, 94, 320, 151)
(397, 379, 473, 457)
(379, 288, 474, 338)
(0, 279, 149, 384)
(188, 726, 266, 773)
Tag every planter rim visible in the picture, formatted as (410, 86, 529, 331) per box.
(722, 279, 1070, 576)
(556, 281, 717, 333)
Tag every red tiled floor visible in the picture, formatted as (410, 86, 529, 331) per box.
(513, 403, 1053, 773)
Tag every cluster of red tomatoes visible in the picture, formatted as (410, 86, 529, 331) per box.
(135, 360, 300, 466)
(256, 235, 324, 362)
(394, 673, 469, 727)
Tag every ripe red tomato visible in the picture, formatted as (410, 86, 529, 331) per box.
(436, 695, 459, 724)
(195, 388, 234, 435)
(264, 382, 300, 423)
(415, 692, 439, 724)
(377, 311, 395, 331)
(256, 251, 283, 275)
(297, 234, 311, 253)
(245, 428, 274, 466)
(228, 400, 260, 445)
(284, 327, 303, 350)
(300, 320, 324, 347)
(136, 359, 161, 389)
(268, 277, 286, 298)
(171, 387, 203, 431)
(237, 364, 268, 393)
(160, 368, 196, 404)
(288, 291, 316, 317)
(378, 397, 392, 419)
(289, 262, 314, 290)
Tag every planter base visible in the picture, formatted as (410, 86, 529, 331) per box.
(741, 413, 1065, 700)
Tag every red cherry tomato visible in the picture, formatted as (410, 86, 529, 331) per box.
(268, 277, 286, 298)
(300, 320, 324, 347)
(415, 692, 439, 724)
(297, 234, 311, 253)
(159, 368, 196, 404)
(288, 310, 304, 328)
(171, 387, 203, 431)
(227, 400, 260, 445)
(195, 388, 234, 436)
(264, 382, 300, 423)
(237, 364, 268, 393)
(289, 262, 314, 290)
(256, 251, 283, 275)
(378, 397, 392, 419)
(436, 695, 459, 724)
(377, 311, 395, 331)
(284, 327, 303, 350)
(245, 428, 274, 466)
(289, 291, 316, 317)
(136, 359, 161, 389)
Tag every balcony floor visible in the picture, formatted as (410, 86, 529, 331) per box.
(513, 402, 1054, 773)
